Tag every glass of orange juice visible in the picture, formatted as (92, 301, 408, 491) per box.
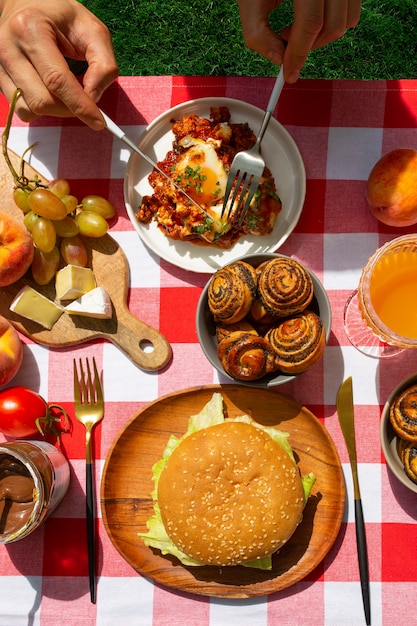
(344, 235, 417, 357)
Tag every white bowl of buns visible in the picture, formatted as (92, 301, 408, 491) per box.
(196, 253, 331, 386)
(380, 372, 417, 493)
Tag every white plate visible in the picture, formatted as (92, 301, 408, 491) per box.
(124, 97, 306, 273)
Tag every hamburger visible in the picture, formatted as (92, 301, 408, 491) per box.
(139, 393, 315, 569)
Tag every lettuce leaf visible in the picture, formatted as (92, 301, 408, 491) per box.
(138, 392, 315, 570)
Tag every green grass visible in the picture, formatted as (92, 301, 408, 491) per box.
(81, 0, 417, 79)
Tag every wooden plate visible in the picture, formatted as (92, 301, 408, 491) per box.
(0, 150, 171, 371)
(101, 384, 345, 598)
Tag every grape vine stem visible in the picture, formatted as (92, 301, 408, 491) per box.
(2, 88, 41, 190)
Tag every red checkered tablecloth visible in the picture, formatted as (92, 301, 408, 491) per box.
(1, 76, 417, 626)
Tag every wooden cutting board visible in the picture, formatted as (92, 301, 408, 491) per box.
(0, 149, 172, 371)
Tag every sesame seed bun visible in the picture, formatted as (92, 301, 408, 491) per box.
(157, 420, 305, 566)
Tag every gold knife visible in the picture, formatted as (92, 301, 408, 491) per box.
(336, 377, 371, 626)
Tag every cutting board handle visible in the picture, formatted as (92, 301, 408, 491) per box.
(110, 308, 172, 371)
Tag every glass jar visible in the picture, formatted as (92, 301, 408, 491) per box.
(358, 234, 417, 349)
(0, 440, 70, 543)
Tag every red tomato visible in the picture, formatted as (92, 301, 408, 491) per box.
(0, 386, 68, 439)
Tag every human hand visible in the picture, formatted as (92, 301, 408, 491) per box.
(238, 0, 361, 83)
(0, 0, 118, 129)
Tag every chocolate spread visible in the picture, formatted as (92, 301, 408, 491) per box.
(0, 455, 35, 535)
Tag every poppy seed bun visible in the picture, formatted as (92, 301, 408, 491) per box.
(157, 421, 305, 566)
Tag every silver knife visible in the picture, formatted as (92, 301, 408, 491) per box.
(99, 109, 218, 224)
(336, 377, 371, 626)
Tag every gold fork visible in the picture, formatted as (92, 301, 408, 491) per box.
(73, 357, 104, 604)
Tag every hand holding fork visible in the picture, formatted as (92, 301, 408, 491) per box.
(220, 65, 285, 226)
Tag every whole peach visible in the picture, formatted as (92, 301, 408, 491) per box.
(366, 148, 417, 227)
(0, 212, 34, 286)
(0, 315, 23, 387)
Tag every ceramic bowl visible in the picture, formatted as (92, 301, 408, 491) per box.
(196, 253, 331, 387)
(380, 372, 417, 493)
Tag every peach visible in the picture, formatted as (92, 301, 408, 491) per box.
(0, 212, 34, 286)
(366, 148, 417, 227)
(0, 315, 23, 387)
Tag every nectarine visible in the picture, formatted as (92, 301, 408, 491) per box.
(0, 212, 34, 286)
(0, 315, 23, 387)
(366, 148, 417, 227)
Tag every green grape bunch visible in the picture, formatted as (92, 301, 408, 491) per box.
(3, 89, 117, 286)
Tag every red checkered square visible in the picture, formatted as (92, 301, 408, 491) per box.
(0, 527, 44, 575)
(117, 76, 173, 124)
(65, 179, 111, 205)
(171, 76, 227, 106)
(326, 522, 381, 581)
(384, 80, 417, 127)
(288, 125, 330, 180)
(382, 523, 417, 581)
(159, 287, 201, 343)
(99, 519, 139, 577)
(42, 517, 89, 577)
(280, 232, 324, 279)
(157, 343, 215, 397)
(268, 581, 325, 623)
(226, 76, 274, 110)
(128, 287, 161, 331)
(331, 81, 387, 127)
(294, 179, 326, 234)
(278, 80, 333, 127)
(324, 180, 377, 234)
(57, 126, 114, 180)
(381, 582, 417, 624)
(326, 290, 348, 347)
(99, 401, 146, 457)
(152, 584, 210, 625)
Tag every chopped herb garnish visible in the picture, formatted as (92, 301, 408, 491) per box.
(192, 217, 213, 234)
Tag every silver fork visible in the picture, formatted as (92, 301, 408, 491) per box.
(221, 65, 285, 226)
(73, 357, 104, 604)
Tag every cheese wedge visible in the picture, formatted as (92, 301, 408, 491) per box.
(10, 286, 63, 330)
(55, 265, 96, 300)
(64, 287, 112, 319)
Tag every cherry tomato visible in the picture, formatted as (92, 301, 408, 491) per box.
(0, 386, 69, 439)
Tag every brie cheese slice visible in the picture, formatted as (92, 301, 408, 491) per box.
(10, 285, 64, 329)
(64, 287, 112, 319)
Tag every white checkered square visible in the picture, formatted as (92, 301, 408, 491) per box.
(327, 127, 383, 180)
(110, 230, 161, 288)
(108, 124, 146, 179)
(324, 345, 380, 406)
(341, 462, 382, 523)
(323, 232, 380, 291)
(0, 576, 42, 625)
(324, 581, 381, 625)
(210, 597, 267, 626)
(9, 126, 62, 180)
(102, 343, 158, 402)
(96, 576, 154, 625)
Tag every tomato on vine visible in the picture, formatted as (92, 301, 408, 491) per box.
(0, 387, 70, 440)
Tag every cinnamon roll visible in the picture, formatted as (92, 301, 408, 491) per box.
(401, 441, 417, 484)
(207, 261, 258, 324)
(215, 320, 257, 343)
(265, 310, 325, 374)
(217, 331, 277, 381)
(248, 298, 277, 326)
(257, 258, 314, 318)
(389, 384, 417, 442)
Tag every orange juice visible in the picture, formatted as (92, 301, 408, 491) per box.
(369, 249, 417, 339)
